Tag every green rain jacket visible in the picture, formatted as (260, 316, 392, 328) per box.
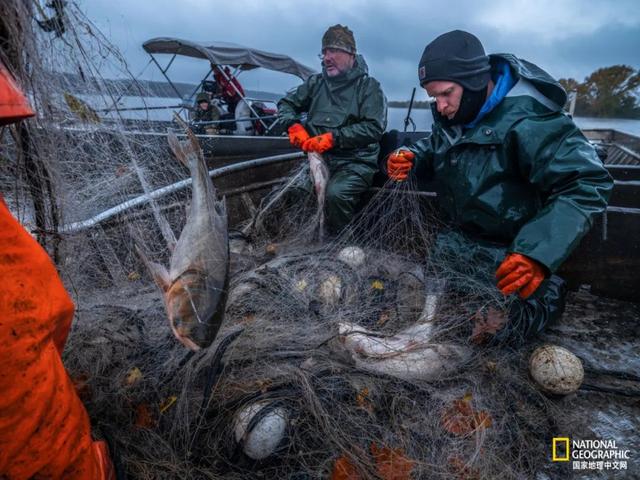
(407, 54, 613, 273)
(278, 55, 387, 181)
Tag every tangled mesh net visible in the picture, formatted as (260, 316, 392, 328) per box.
(2, 3, 639, 480)
(62, 172, 558, 479)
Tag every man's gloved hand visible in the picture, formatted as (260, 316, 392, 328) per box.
(495, 253, 546, 299)
(302, 132, 334, 153)
(287, 123, 310, 148)
(386, 149, 415, 181)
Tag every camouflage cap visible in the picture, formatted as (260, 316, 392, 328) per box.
(322, 24, 356, 54)
(195, 92, 210, 103)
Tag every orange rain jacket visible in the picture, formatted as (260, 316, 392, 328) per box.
(0, 65, 113, 479)
(0, 62, 34, 125)
(0, 197, 114, 479)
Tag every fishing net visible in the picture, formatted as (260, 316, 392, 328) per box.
(2, 2, 639, 479)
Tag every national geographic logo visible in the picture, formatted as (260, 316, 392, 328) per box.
(552, 437, 631, 472)
(552, 437, 570, 462)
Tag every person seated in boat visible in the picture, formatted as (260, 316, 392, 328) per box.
(212, 65, 256, 135)
(192, 91, 220, 134)
(0, 61, 115, 479)
(251, 101, 278, 135)
(278, 24, 387, 234)
(384, 30, 613, 345)
(212, 65, 245, 116)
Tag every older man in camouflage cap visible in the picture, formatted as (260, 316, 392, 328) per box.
(278, 25, 387, 234)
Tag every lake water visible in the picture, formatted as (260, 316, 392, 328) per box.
(88, 94, 640, 137)
(387, 107, 640, 137)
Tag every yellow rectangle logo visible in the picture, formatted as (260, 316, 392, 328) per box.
(552, 437, 570, 461)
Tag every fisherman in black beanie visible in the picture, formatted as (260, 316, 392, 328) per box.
(418, 30, 490, 91)
(384, 30, 613, 346)
(417, 30, 491, 126)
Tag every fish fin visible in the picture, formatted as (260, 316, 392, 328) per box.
(215, 195, 228, 223)
(134, 244, 171, 292)
(167, 130, 189, 169)
(148, 262, 171, 293)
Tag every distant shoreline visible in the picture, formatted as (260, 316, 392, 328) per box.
(386, 108, 640, 136)
(388, 100, 640, 119)
(388, 101, 431, 109)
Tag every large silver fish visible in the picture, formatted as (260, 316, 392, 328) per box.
(338, 322, 470, 381)
(308, 151, 329, 239)
(139, 128, 229, 351)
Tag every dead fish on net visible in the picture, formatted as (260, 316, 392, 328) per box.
(137, 127, 229, 351)
(308, 151, 329, 239)
(338, 322, 470, 381)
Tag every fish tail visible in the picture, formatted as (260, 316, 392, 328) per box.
(173, 113, 204, 160)
(168, 114, 205, 170)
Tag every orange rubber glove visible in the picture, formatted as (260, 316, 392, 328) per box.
(387, 149, 415, 181)
(302, 132, 334, 153)
(287, 123, 310, 148)
(495, 253, 546, 299)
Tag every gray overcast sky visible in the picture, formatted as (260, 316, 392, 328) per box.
(82, 0, 640, 101)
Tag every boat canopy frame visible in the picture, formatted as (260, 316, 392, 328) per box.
(140, 38, 317, 131)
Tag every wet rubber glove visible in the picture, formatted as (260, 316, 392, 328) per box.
(496, 253, 546, 299)
(302, 132, 334, 153)
(287, 123, 310, 148)
(387, 149, 415, 181)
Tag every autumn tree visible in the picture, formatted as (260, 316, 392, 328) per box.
(559, 65, 640, 118)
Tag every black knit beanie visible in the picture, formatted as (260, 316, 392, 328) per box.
(418, 30, 490, 91)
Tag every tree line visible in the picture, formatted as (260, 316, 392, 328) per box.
(389, 65, 640, 119)
(559, 65, 640, 119)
